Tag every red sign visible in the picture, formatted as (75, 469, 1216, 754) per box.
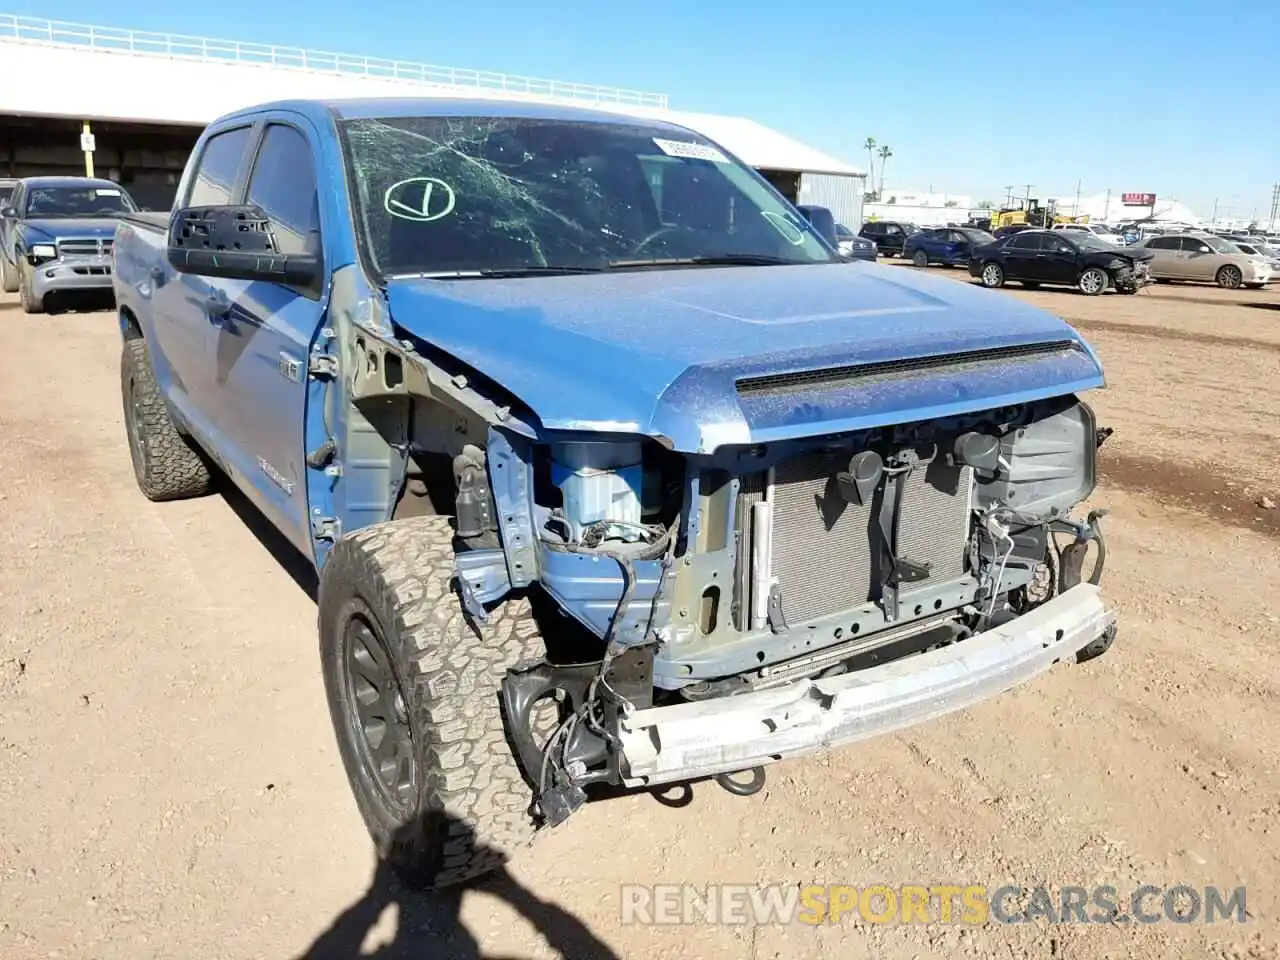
(1121, 192, 1157, 206)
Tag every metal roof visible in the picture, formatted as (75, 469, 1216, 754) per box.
(592, 104, 865, 178)
(243, 97, 865, 180)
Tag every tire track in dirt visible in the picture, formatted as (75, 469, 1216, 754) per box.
(1098, 449, 1280, 539)
(1063, 316, 1280, 353)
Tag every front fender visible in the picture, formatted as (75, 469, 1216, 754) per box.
(13, 225, 54, 261)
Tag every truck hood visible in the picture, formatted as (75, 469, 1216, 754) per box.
(385, 262, 1105, 453)
(20, 217, 122, 242)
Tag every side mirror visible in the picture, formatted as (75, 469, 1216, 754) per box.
(166, 204, 320, 288)
(795, 204, 839, 249)
(1, 206, 16, 218)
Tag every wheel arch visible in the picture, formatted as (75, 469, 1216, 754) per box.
(119, 303, 144, 342)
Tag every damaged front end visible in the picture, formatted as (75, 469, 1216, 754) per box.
(486, 391, 1116, 826)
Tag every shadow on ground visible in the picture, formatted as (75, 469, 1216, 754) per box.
(295, 818, 619, 960)
(217, 481, 319, 601)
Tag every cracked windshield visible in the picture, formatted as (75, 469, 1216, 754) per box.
(341, 115, 835, 276)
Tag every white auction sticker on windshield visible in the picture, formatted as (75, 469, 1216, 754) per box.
(652, 138, 729, 163)
(94, 188, 121, 196)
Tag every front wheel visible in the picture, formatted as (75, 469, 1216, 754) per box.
(1216, 265, 1243, 289)
(979, 262, 1005, 288)
(17, 263, 44, 314)
(319, 516, 553, 889)
(912, 249, 929, 268)
(1078, 267, 1108, 296)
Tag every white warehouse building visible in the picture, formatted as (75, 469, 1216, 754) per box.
(0, 14, 866, 225)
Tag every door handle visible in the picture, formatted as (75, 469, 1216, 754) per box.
(148, 264, 166, 287)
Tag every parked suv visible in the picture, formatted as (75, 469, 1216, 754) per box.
(857, 220, 918, 257)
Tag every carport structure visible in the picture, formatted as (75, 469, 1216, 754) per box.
(0, 13, 865, 219)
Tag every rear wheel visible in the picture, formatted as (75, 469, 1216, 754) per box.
(1215, 264, 1243, 289)
(1078, 267, 1108, 296)
(980, 262, 1005, 288)
(912, 249, 929, 268)
(0, 255, 18, 294)
(121, 338, 213, 500)
(319, 516, 554, 889)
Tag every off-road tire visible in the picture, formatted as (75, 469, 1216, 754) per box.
(912, 249, 929, 268)
(1215, 264, 1242, 289)
(18, 262, 44, 314)
(319, 516, 549, 889)
(120, 338, 213, 500)
(0, 254, 18, 294)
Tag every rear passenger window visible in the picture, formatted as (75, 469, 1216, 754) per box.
(1147, 237, 1177, 250)
(187, 126, 252, 207)
(246, 124, 321, 258)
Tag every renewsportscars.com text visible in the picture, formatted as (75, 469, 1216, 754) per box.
(620, 883, 1247, 926)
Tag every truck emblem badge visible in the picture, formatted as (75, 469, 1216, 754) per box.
(257, 457, 295, 495)
(278, 353, 302, 383)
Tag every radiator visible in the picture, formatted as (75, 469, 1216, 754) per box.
(738, 450, 973, 626)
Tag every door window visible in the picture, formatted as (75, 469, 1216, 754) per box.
(246, 124, 322, 259)
(1178, 237, 1212, 253)
(1006, 232, 1042, 250)
(1146, 236, 1179, 250)
(187, 126, 253, 206)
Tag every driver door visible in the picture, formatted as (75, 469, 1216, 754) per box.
(1040, 235, 1081, 284)
(1178, 236, 1216, 281)
(214, 118, 328, 554)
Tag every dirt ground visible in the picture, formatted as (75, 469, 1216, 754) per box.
(1, 271, 1278, 960)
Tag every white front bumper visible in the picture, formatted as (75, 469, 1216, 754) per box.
(618, 584, 1114, 786)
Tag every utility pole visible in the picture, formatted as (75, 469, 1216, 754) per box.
(1103, 189, 1111, 221)
(1269, 182, 1280, 228)
(1074, 178, 1082, 218)
(1211, 197, 1219, 227)
(1003, 185, 1014, 207)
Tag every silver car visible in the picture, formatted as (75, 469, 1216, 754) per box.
(1134, 233, 1270, 288)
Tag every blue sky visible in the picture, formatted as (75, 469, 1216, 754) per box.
(12, 0, 1277, 219)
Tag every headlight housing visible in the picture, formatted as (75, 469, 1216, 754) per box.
(29, 243, 57, 261)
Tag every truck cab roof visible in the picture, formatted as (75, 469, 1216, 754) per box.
(16, 175, 124, 190)
(215, 96, 694, 131)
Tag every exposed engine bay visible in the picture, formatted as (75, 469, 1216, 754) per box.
(424, 393, 1114, 825)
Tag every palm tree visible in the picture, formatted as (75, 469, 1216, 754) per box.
(863, 137, 877, 198)
(877, 145, 893, 199)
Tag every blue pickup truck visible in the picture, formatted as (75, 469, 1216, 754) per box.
(113, 97, 1116, 888)
(1, 176, 137, 313)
